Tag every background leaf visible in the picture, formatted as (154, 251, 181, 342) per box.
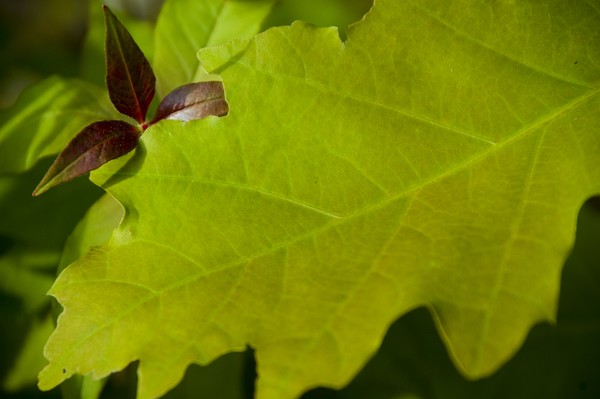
(104, 5, 156, 123)
(39, 0, 600, 398)
(58, 194, 124, 272)
(0, 76, 120, 174)
(152, 0, 277, 97)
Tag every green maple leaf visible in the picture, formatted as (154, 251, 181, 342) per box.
(39, 0, 600, 398)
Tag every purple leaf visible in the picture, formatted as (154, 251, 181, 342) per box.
(33, 120, 141, 196)
(104, 5, 155, 123)
(150, 81, 228, 124)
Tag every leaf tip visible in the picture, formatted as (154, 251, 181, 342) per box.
(32, 168, 58, 197)
(31, 185, 45, 197)
(37, 362, 69, 393)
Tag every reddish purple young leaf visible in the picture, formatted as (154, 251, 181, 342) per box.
(150, 81, 228, 124)
(33, 120, 141, 196)
(104, 5, 155, 123)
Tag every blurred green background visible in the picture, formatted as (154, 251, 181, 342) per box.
(0, 0, 164, 108)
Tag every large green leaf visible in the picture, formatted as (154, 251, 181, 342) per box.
(0, 76, 121, 174)
(152, 0, 276, 96)
(39, 1, 600, 398)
